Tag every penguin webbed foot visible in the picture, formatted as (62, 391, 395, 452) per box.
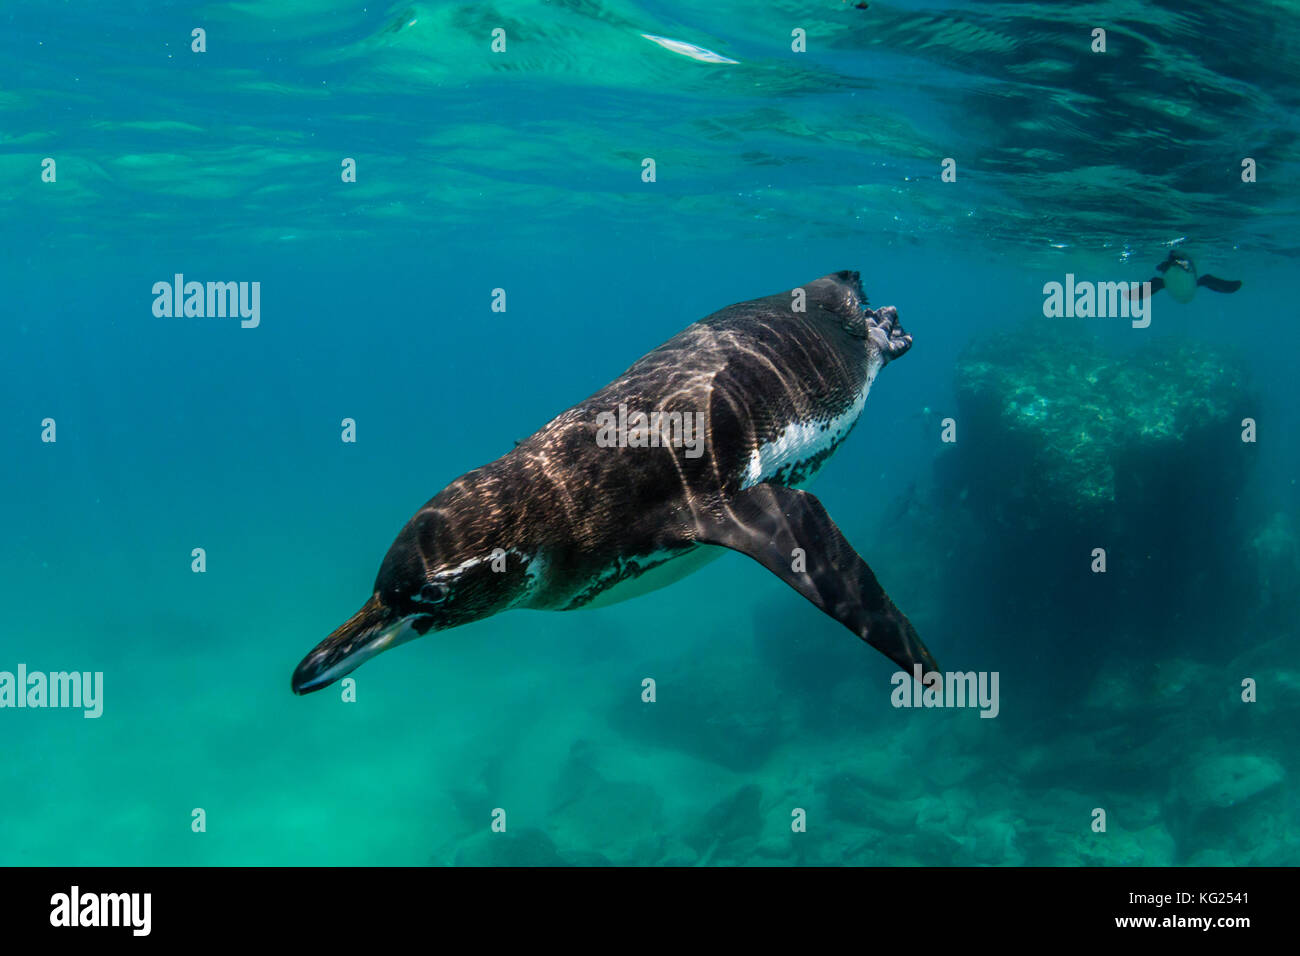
(866, 305, 912, 364)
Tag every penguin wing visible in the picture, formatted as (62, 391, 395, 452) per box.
(1197, 275, 1242, 294)
(694, 483, 939, 679)
(1126, 277, 1164, 302)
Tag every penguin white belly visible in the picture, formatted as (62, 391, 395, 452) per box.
(577, 545, 723, 609)
(740, 354, 879, 489)
(1164, 268, 1197, 303)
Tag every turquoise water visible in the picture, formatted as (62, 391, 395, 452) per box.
(2, 1, 1297, 866)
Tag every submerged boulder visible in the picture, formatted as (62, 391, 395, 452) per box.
(685, 783, 764, 864)
(611, 652, 794, 771)
(1249, 512, 1300, 630)
(1060, 821, 1178, 866)
(547, 740, 665, 864)
(451, 827, 569, 867)
(950, 328, 1252, 527)
(930, 327, 1257, 683)
(1178, 752, 1285, 810)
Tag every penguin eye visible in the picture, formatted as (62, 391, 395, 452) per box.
(418, 582, 448, 605)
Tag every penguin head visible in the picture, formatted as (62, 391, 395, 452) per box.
(1161, 252, 1199, 303)
(291, 508, 531, 694)
(1169, 253, 1196, 278)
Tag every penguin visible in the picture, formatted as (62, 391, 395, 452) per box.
(291, 271, 937, 696)
(1142, 252, 1242, 303)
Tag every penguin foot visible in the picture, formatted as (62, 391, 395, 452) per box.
(867, 305, 912, 364)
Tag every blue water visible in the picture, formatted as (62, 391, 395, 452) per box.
(2, 1, 1297, 865)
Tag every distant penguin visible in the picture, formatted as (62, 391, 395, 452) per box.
(1141, 252, 1242, 303)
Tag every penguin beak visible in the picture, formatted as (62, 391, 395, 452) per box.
(291, 595, 417, 695)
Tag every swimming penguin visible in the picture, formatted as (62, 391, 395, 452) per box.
(291, 271, 937, 695)
(1141, 252, 1242, 303)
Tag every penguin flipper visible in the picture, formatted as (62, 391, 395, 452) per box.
(1198, 275, 1242, 294)
(694, 483, 938, 678)
(1127, 277, 1163, 303)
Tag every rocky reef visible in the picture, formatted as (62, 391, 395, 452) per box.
(609, 650, 796, 772)
(910, 326, 1263, 695)
(949, 327, 1254, 527)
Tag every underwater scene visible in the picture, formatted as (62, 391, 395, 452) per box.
(2, 1, 1298, 868)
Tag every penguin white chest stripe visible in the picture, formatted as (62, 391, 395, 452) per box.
(741, 352, 882, 489)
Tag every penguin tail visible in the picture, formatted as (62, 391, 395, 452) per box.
(1198, 275, 1242, 294)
